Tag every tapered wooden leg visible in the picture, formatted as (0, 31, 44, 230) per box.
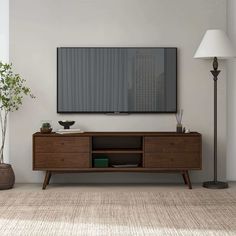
(46, 171, 52, 185)
(184, 170, 192, 189)
(42, 171, 50, 190)
(182, 172, 187, 185)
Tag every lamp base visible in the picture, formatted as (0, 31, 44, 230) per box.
(202, 181, 228, 189)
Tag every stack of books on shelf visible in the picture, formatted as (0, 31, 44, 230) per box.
(56, 128, 84, 134)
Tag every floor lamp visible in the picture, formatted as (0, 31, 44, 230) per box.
(194, 29, 235, 189)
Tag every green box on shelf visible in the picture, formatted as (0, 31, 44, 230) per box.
(93, 158, 109, 168)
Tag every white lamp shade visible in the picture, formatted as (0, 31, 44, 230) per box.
(194, 29, 235, 59)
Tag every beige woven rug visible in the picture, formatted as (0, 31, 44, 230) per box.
(0, 188, 236, 235)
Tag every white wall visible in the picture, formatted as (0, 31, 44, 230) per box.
(227, 0, 236, 181)
(0, 0, 9, 164)
(0, 0, 9, 62)
(10, 0, 227, 183)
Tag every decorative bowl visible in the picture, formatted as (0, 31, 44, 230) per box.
(58, 120, 75, 129)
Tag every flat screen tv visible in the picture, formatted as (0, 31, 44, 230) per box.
(57, 47, 177, 113)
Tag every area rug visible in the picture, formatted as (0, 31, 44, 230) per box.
(0, 189, 236, 235)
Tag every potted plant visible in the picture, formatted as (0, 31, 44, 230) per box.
(40, 122, 52, 133)
(0, 62, 34, 190)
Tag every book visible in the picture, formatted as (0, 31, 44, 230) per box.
(112, 164, 138, 168)
(56, 128, 84, 134)
(57, 128, 81, 132)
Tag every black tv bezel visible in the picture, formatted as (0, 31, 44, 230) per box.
(57, 47, 177, 114)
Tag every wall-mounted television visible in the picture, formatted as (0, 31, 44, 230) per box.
(57, 47, 177, 113)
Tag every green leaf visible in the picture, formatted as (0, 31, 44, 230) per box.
(0, 61, 35, 112)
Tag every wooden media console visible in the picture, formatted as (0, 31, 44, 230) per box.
(33, 132, 202, 189)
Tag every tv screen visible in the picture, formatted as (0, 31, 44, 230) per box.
(57, 47, 177, 113)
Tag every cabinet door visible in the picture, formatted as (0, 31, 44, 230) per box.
(35, 137, 90, 153)
(144, 136, 201, 169)
(33, 136, 90, 169)
(34, 153, 89, 169)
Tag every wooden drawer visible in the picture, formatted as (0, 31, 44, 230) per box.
(34, 137, 90, 153)
(145, 153, 201, 169)
(144, 136, 201, 153)
(34, 153, 90, 169)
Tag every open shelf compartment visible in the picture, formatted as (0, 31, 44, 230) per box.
(92, 136, 143, 151)
(92, 136, 143, 168)
(92, 153, 143, 168)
